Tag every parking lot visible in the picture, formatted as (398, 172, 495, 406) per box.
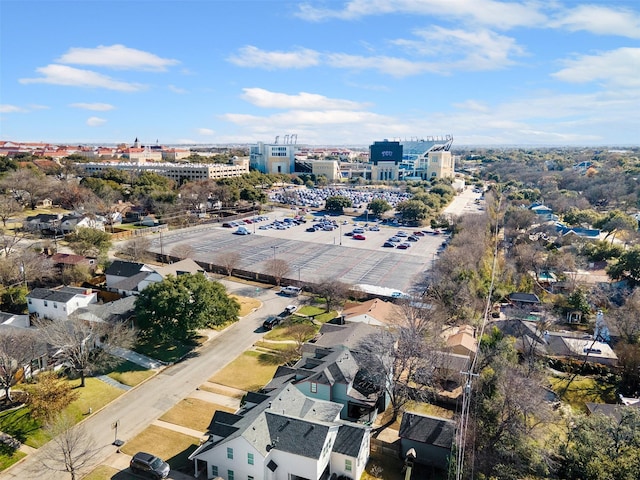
(147, 188, 483, 294)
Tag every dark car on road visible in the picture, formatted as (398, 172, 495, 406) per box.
(130, 452, 170, 479)
(263, 316, 281, 330)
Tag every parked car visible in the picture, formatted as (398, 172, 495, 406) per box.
(353, 227, 365, 234)
(412, 231, 425, 236)
(388, 236, 401, 243)
(353, 234, 366, 240)
(234, 227, 251, 235)
(263, 316, 281, 330)
(407, 235, 419, 242)
(369, 225, 380, 231)
(383, 241, 397, 247)
(397, 242, 411, 249)
(284, 305, 298, 314)
(280, 286, 302, 296)
(396, 231, 408, 237)
(130, 452, 170, 479)
(306, 226, 317, 232)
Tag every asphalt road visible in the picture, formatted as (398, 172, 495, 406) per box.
(0, 282, 294, 480)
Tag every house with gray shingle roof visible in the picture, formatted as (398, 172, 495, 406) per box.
(105, 259, 205, 296)
(189, 384, 370, 480)
(27, 286, 97, 321)
(399, 412, 456, 470)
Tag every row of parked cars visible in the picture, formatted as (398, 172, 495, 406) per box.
(223, 216, 269, 229)
(383, 230, 426, 249)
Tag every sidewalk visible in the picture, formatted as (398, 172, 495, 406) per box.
(108, 345, 165, 369)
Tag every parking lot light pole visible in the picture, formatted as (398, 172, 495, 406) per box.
(293, 264, 301, 282)
(271, 245, 278, 261)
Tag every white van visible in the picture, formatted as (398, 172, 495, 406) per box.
(280, 286, 302, 296)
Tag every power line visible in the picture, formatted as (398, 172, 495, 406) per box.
(454, 190, 504, 480)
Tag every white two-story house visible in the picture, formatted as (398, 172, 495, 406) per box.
(27, 286, 97, 321)
(189, 384, 370, 480)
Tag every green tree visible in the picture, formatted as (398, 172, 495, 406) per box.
(27, 372, 79, 421)
(65, 227, 112, 258)
(594, 210, 638, 242)
(395, 199, 429, 223)
(134, 273, 240, 342)
(367, 198, 392, 218)
(607, 246, 640, 286)
(325, 195, 352, 213)
(559, 409, 640, 480)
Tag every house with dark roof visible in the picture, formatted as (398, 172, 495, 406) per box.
(105, 259, 205, 296)
(189, 384, 370, 480)
(72, 295, 137, 325)
(264, 345, 386, 423)
(27, 286, 97, 321)
(398, 412, 456, 470)
(51, 253, 97, 271)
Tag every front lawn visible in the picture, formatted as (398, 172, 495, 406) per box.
(230, 294, 261, 317)
(120, 425, 200, 472)
(159, 398, 230, 433)
(106, 360, 155, 387)
(134, 337, 202, 363)
(0, 448, 26, 471)
(82, 465, 122, 480)
(0, 406, 47, 448)
(209, 351, 280, 392)
(549, 374, 617, 412)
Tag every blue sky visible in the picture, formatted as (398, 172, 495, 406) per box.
(1, 0, 639, 147)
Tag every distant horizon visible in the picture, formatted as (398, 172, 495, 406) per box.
(3, 138, 639, 151)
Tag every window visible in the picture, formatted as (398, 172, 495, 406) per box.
(227, 447, 233, 459)
(247, 453, 254, 465)
(248, 477, 254, 480)
(28, 299, 32, 304)
(211, 465, 218, 476)
(345, 459, 352, 472)
(44, 301, 48, 307)
(310, 382, 317, 393)
(54, 303, 57, 309)
(228, 470, 234, 480)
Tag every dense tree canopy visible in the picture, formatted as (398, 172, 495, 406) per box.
(325, 195, 352, 212)
(134, 273, 240, 341)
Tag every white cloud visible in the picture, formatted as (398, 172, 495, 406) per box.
(241, 88, 368, 110)
(325, 53, 440, 77)
(228, 46, 320, 69)
(552, 48, 640, 88)
(57, 44, 179, 71)
(20, 64, 145, 91)
(168, 85, 188, 94)
(86, 116, 107, 127)
(296, 0, 546, 29)
(551, 5, 640, 39)
(222, 109, 390, 127)
(70, 102, 115, 111)
(395, 27, 525, 71)
(0, 105, 27, 113)
(197, 128, 215, 135)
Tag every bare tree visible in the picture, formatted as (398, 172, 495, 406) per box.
(120, 236, 152, 263)
(0, 329, 41, 402)
(216, 251, 241, 276)
(314, 279, 351, 312)
(269, 258, 290, 286)
(35, 316, 134, 387)
(356, 306, 444, 424)
(0, 196, 22, 227)
(170, 244, 195, 259)
(611, 288, 640, 344)
(40, 412, 99, 480)
(0, 228, 25, 257)
(0, 168, 53, 210)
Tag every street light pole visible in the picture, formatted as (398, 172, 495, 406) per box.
(271, 245, 278, 261)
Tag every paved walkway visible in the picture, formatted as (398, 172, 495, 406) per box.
(97, 374, 132, 391)
(108, 345, 165, 369)
(152, 420, 206, 441)
(188, 388, 242, 410)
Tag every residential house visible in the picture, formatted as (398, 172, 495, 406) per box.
(340, 298, 400, 326)
(104, 260, 154, 296)
(265, 345, 385, 423)
(51, 253, 97, 272)
(27, 286, 97, 321)
(58, 214, 105, 233)
(137, 259, 206, 291)
(530, 204, 558, 222)
(23, 213, 62, 232)
(189, 384, 370, 480)
(0, 312, 30, 329)
(398, 412, 456, 469)
(444, 325, 477, 359)
(545, 333, 618, 366)
(73, 295, 137, 326)
(508, 292, 541, 310)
